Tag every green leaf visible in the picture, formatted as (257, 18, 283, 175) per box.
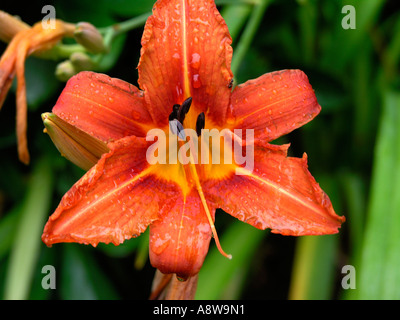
(196, 220, 265, 300)
(231, 0, 270, 76)
(289, 235, 338, 300)
(97, 237, 138, 258)
(288, 176, 342, 300)
(0, 203, 22, 261)
(321, 0, 385, 72)
(3, 157, 54, 300)
(221, 4, 252, 42)
(105, 0, 156, 17)
(354, 90, 400, 299)
(60, 245, 119, 300)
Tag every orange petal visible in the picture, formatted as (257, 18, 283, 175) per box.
(204, 142, 345, 236)
(149, 188, 213, 280)
(52, 71, 154, 142)
(0, 31, 19, 109)
(231, 70, 321, 142)
(138, 0, 233, 127)
(42, 136, 171, 246)
(0, 20, 75, 164)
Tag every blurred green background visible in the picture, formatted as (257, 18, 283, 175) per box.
(0, 0, 399, 300)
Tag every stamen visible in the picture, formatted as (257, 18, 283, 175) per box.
(187, 150, 232, 260)
(169, 104, 180, 121)
(196, 182, 232, 260)
(169, 119, 186, 140)
(177, 97, 192, 123)
(169, 97, 231, 260)
(195, 112, 205, 137)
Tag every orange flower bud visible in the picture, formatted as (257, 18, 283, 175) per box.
(42, 112, 109, 171)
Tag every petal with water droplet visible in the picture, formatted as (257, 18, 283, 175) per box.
(149, 188, 213, 279)
(204, 141, 345, 236)
(138, 0, 233, 126)
(42, 136, 180, 246)
(53, 71, 154, 142)
(231, 69, 321, 142)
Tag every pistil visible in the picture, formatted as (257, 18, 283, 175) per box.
(168, 99, 232, 260)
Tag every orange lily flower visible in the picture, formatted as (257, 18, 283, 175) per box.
(42, 0, 345, 280)
(0, 16, 75, 164)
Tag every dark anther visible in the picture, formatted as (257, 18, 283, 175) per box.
(169, 104, 180, 121)
(228, 78, 234, 88)
(177, 97, 192, 123)
(196, 112, 205, 137)
(173, 104, 180, 115)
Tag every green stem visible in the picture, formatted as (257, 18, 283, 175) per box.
(3, 157, 54, 300)
(231, 0, 270, 76)
(99, 12, 151, 42)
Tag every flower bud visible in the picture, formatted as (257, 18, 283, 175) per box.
(55, 60, 78, 82)
(42, 112, 109, 171)
(74, 22, 107, 54)
(70, 52, 95, 71)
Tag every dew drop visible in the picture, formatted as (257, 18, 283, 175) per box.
(108, 97, 114, 103)
(151, 234, 171, 255)
(190, 53, 201, 69)
(131, 110, 141, 120)
(192, 74, 201, 88)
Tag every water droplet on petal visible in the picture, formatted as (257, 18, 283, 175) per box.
(190, 53, 201, 69)
(151, 234, 171, 255)
(131, 110, 141, 120)
(192, 74, 201, 88)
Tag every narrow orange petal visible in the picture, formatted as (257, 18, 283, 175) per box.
(149, 188, 213, 280)
(15, 37, 30, 164)
(231, 70, 321, 142)
(138, 0, 233, 127)
(52, 71, 154, 142)
(205, 142, 345, 236)
(0, 10, 30, 42)
(42, 136, 174, 246)
(0, 32, 19, 109)
(0, 20, 75, 164)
